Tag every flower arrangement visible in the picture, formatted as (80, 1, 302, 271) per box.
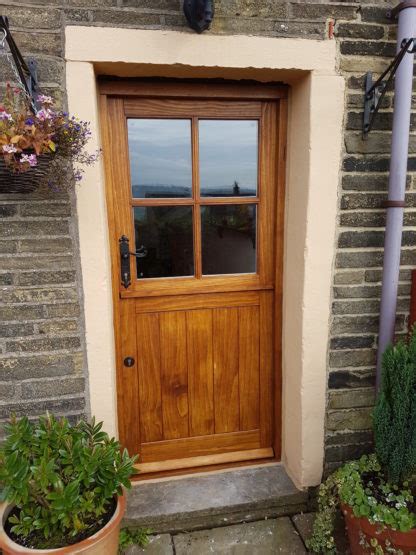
(308, 328, 416, 554)
(0, 84, 98, 191)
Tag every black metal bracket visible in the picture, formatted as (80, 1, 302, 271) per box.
(363, 37, 416, 138)
(183, 0, 214, 34)
(0, 16, 39, 113)
(119, 235, 148, 289)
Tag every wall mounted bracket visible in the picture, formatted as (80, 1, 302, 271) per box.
(183, 0, 214, 33)
(363, 37, 416, 138)
(0, 16, 39, 113)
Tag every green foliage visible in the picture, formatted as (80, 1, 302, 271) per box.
(118, 527, 151, 553)
(307, 455, 416, 553)
(374, 329, 416, 484)
(0, 413, 137, 549)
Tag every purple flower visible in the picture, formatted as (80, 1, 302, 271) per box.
(0, 111, 13, 121)
(2, 144, 17, 154)
(37, 94, 54, 105)
(25, 118, 35, 125)
(20, 154, 38, 167)
(36, 109, 52, 121)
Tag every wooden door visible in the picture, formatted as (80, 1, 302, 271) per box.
(100, 81, 287, 475)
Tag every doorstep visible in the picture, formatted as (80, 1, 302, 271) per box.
(123, 464, 311, 534)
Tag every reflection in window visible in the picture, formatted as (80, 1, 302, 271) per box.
(128, 119, 192, 199)
(201, 205, 256, 275)
(134, 206, 194, 279)
(199, 120, 258, 197)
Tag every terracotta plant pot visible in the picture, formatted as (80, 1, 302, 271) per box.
(0, 494, 125, 555)
(342, 503, 416, 555)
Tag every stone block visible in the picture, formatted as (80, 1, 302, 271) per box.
(45, 304, 81, 318)
(340, 211, 386, 227)
(18, 238, 73, 253)
(37, 320, 79, 334)
(332, 301, 380, 316)
(0, 255, 74, 271)
(0, 220, 69, 238)
(335, 22, 384, 40)
(0, 397, 85, 419)
(343, 157, 390, 173)
(334, 271, 364, 285)
(342, 173, 409, 192)
(338, 231, 383, 249)
(0, 383, 16, 401)
(17, 270, 76, 286)
(333, 285, 381, 299)
(329, 349, 376, 368)
(328, 369, 376, 390)
(0, 205, 18, 218)
(0, 353, 82, 381)
(326, 408, 373, 431)
(0, 305, 45, 322)
(1, 6, 62, 29)
(340, 56, 391, 73)
(216, 0, 288, 18)
(346, 111, 392, 131)
(361, 6, 393, 24)
(173, 518, 307, 554)
(0, 323, 35, 338)
(92, 10, 161, 25)
(6, 336, 81, 354)
(290, 2, 358, 20)
(340, 40, 395, 58)
(21, 377, 85, 399)
(0, 287, 78, 304)
(336, 251, 383, 269)
(12, 31, 63, 56)
(330, 336, 374, 350)
(325, 442, 372, 463)
(0, 273, 13, 285)
(20, 202, 72, 217)
(325, 430, 373, 447)
(121, 0, 180, 9)
(0, 241, 18, 254)
(63, 8, 92, 23)
(328, 388, 376, 409)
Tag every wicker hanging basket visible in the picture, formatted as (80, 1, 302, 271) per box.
(0, 155, 52, 194)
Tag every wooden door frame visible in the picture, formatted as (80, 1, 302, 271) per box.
(99, 79, 288, 476)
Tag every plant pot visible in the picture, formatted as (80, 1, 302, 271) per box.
(342, 502, 416, 555)
(0, 493, 125, 555)
(0, 156, 52, 194)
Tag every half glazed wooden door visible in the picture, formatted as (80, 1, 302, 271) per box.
(101, 81, 287, 475)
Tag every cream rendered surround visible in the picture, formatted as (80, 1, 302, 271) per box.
(65, 27, 344, 489)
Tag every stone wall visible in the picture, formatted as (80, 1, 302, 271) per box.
(0, 0, 410, 472)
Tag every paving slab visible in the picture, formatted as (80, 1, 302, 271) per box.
(173, 517, 307, 554)
(125, 465, 309, 533)
(123, 533, 173, 554)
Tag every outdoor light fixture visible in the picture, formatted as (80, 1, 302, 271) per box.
(183, 0, 214, 33)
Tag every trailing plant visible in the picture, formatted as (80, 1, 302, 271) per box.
(0, 413, 136, 549)
(118, 527, 151, 553)
(308, 328, 416, 553)
(373, 331, 416, 484)
(0, 83, 98, 190)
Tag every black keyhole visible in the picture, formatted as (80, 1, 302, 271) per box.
(124, 357, 135, 367)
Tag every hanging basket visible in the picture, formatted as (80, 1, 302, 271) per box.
(0, 155, 52, 194)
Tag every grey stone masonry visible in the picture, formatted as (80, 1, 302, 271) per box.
(0, 0, 411, 472)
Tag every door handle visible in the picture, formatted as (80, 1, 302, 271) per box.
(119, 236, 149, 288)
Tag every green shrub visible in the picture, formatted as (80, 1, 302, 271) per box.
(374, 329, 416, 484)
(0, 413, 137, 549)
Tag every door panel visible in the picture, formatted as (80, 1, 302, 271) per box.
(100, 81, 286, 474)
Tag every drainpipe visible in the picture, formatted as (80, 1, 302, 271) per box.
(376, 2, 416, 390)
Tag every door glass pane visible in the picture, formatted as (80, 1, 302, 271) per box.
(199, 120, 258, 197)
(128, 119, 192, 199)
(134, 206, 194, 279)
(201, 205, 256, 275)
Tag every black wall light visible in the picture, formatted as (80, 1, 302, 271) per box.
(183, 0, 214, 33)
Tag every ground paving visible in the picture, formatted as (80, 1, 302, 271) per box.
(125, 513, 312, 554)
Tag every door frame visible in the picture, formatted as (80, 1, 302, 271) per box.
(99, 80, 288, 474)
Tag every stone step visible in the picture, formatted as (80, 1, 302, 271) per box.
(124, 464, 310, 534)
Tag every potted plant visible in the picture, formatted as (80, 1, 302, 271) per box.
(308, 329, 416, 554)
(0, 413, 136, 554)
(0, 83, 98, 194)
